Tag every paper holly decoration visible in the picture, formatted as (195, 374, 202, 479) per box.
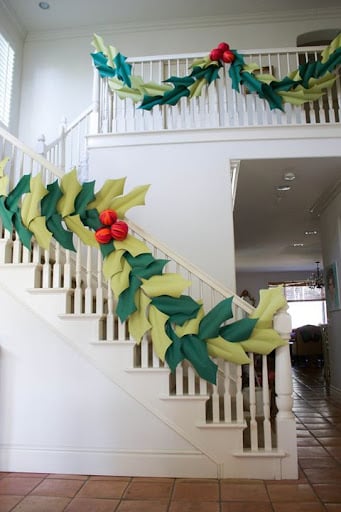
(91, 32, 341, 112)
(0, 159, 288, 384)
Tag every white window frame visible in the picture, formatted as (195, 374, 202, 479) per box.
(0, 33, 15, 127)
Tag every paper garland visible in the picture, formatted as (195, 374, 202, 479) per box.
(0, 160, 288, 384)
(91, 32, 341, 112)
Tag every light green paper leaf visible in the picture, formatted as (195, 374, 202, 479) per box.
(21, 174, 48, 228)
(255, 73, 277, 85)
(243, 62, 262, 73)
(149, 304, 173, 360)
(110, 257, 131, 298)
(174, 302, 204, 337)
(57, 169, 82, 218)
(142, 81, 173, 96)
(241, 327, 287, 354)
(29, 216, 52, 249)
(141, 274, 191, 299)
(92, 33, 109, 55)
(88, 178, 126, 212)
(103, 249, 126, 280)
(128, 290, 152, 342)
(207, 336, 250, 364)
(0, 157, 9, 196)
(189, 77, 206, 98)
(250, 287, 286, 329)
(191, 56, 211, 68)
(321, 33, 341, 63)
(110, 184, 151, 217)
(64, 215, 98, 247)
(114, 234, 150, 257)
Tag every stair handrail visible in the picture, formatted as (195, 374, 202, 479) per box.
(0, 125, 64, 179)
(127, 217, 255, 315)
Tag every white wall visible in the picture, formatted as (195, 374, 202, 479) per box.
(18, 10, 341, 146)
(0, 1, 25, 134)
(320, 190, 341, 392)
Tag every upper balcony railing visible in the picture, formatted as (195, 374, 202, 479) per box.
(92, 45, 341, 135)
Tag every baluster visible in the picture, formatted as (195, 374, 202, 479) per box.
(248, 353, 258, 450)
(223, 361, 232, 422)
(199, 376, 207, 396)
(187, 365, 195, 395)
(74, 237, 83, 313)
(42, 248, 51, 288)
(96, 252, 104, 315)
(152, 345, 160, 368)
(175, 365, 184, 395)
(106, 280, 114, 341)
(52, 242, 61, 287)
(32, 240, 41, 264)
(235, 364, 244, 422)
(262, 354, 272, 450)
(118, 319, 126, 340)
(212, 379, 220, 423)
(0, 229, 12, 263)
(63, 249, 72, 288)
(141, 334, 149, 368)
(85, 245, 93, 313)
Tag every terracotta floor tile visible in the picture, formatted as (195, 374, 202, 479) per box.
(221, 503, 273, 512)
(220, 482, 268, 502)
(310, 430, 341, 438)
(0, 477, 43, 495)
(11, 495, 70, 511)
(0, 495, 23, 512)
(297, 446, 329, 458)
(297, 438, 321, 446)
(313, 484, 341, 502)
(123, 479, 173, 500)
(325, 446, 341, 458)
(115, 500, 168, 512)
(303, 467, 341, 484)
(266, 484, 318, 502)
(318, 437, 341, 446)
(299, 457, 339, 469)
(8, 473, 48, 479)
(77, 479, 129, 499)
(272, 503, 325, 511)
(172, 480, 219, 501)
(325, 505, 341, 511)
(30, 478, 84, 497)
(169, 502, 220, 512)
(64, 497, 119, 511)
(89, 476, 131, 482)
(46, 474, 89, 480)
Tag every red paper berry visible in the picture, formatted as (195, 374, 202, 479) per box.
(99, 208, 118, 226)
(95, 227, 113, 244)
(209, 48, 223, 62)
(222, 50, 235, 64)
(217, 42, 230, 52)
(111, 220, 129, 241)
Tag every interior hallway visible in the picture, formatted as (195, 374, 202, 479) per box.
(0, 367, 340, 512)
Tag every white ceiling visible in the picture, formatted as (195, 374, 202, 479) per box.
(3, 0, 341, 33)
(3, 0, 341, 274)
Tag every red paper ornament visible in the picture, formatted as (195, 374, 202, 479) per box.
(222, 50, 235, 64)
(217, 42, 230, 52)
(95, 227, 113, 244)
(99, 208, 118, 226)
(111, 220, 129, 241)
(209, 48, 223, 62)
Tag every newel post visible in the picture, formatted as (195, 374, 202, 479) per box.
(89, 64, 100, 134)
(36, 134, 46, 155)
(274, 305, 298, 479)
(59, 118, 67, 173)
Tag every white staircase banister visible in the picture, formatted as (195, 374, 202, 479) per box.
(44, 105, 94, 152)
(0, 126, 64, 179)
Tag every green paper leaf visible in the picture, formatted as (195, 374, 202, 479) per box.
(199, 297, 233, 340)
(13, 211, 32, 249)
(165, 332, 185, 373)
(110, 184, 150, 218)
(113, 52, 132, 88)
(182, 334, 218, 385)
(91, 51, 117, 78)
(58, 169, 82, 218)
(164, 75, 195, 87)
(151, 295, 201, 326)
(74, 181, 96, 215)
(207, 336, 250, 365)
(81, 208, 102, 230)
(190, 64, 221, 84)
(116, 274, 140, 322)
(100, 240, 116, 258)
(219, 317, 258, 343)
(46, 214, 75, 251)
(41, 180, 63, 218)
(5, 174, 30, 212)
(64, 214, 98, 247)
(88, 177, 126, 212)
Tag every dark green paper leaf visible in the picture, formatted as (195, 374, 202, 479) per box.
(219, 317, 258, 343)
(91, 52, 117, 78)
(46, 214, 75, 251)
(41, 180, 63, 218)
(116, 274, 140, 322)
(5, 174, 31, 211)
(199, 297, 233, 340)
(0, 196, 14, 231)
(74, 181, 96, 215)
(151, 294, 201, 326)
(13, 211, 32, 249)
(114, 52, 132, 88)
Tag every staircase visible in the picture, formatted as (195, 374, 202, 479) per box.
(0, 120, 297, 479)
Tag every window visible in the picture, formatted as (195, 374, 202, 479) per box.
(269, 282, 326, 329)
(0, 33, 15, 127)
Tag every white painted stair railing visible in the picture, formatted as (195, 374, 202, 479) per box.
(0, 126, 297, 478)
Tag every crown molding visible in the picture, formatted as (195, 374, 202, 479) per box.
(25, 7, 341, 43)
(0, 0, 27, 40)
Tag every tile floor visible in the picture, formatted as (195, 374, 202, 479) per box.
(0, 367, 340, 511)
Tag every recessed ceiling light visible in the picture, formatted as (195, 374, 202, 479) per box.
(293, 243, 304, 247)
(38, 2, 50, 9)
(283, 172, 296, 181)
(304, 230, 318, 235)
(276, 185, 291, 191)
